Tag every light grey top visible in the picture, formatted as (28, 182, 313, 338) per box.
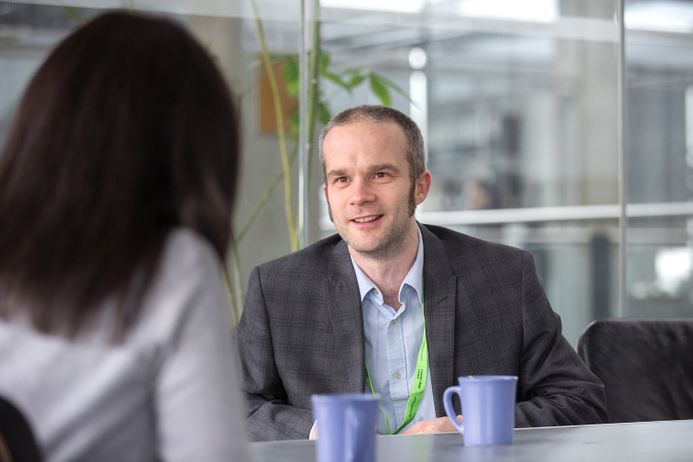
(250, 419, 693, 462)
(0, 229, 249, 462)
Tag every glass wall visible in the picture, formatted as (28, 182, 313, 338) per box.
(1, 0, 691, 343)
(624, 0, 693, 321)
(317, 0, 622, 344)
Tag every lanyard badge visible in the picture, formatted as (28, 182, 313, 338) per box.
(364, 291, 428, 435)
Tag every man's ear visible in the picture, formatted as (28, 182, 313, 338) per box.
(415, 170, 432, 205)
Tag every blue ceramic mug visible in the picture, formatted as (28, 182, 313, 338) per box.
(443, 375, 518, 446)
(311, 393, 378, 462)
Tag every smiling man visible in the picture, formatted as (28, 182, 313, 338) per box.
(236, 105, 607, 441)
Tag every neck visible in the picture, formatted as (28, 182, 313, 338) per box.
(350, 223, 419, 310)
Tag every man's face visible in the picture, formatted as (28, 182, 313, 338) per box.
(322, 120, 430, 260)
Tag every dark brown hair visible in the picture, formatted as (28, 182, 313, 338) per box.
(0, 12, 239, 337)
(318, 105, 426, 185)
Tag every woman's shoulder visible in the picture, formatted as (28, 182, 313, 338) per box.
(129, 227, 229, 344)
(161, 228, 219, 270)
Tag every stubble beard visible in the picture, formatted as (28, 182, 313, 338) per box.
(326, 182, 418, 260)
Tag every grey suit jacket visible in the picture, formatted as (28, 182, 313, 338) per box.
(237, 224, 607, 441)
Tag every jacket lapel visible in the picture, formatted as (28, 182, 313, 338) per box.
(325, 239, 365, 393)
(420, 224, 457, 416)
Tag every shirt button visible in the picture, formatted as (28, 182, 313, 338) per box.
(392, 371, 401, 380)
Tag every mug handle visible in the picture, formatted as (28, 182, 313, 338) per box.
(443, 386, 464, 434)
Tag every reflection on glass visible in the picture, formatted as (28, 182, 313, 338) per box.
(455, 0, 557, 22)
(2, 0, 692, 338)
(625, 0, 693, 320)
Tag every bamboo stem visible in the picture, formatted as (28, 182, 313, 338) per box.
(237, 145, 298, 242)
(305, 0, 321, 185)
(251, 0, 299, 251)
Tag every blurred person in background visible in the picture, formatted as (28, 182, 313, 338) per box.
(0, 11, 248, 462)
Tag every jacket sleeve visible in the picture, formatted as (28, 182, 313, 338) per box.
(514, 252, 608, 426)
(235, 267, 314, 441)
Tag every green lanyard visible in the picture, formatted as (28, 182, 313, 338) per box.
(364, 292, 428, 435)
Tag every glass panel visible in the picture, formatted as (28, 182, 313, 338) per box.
(625, 0, 693, 319)
(0, 0, 303, 320)
(318, 0, 621, 344)
(9, 0, 675, 339)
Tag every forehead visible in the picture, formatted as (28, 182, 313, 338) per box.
(322, 120, 408, 169)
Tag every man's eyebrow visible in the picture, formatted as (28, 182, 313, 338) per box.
(326, 169, 347, 178)
(370, 163, 401, 173)
(326, 164, 401, 177)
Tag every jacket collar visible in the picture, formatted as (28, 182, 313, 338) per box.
(420, 223, 458, 416)
(323, 224, 458, 409)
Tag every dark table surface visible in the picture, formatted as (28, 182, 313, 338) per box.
(250, 419, 693, 462)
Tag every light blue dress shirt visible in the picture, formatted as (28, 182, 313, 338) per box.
(351, 227, 436, 434)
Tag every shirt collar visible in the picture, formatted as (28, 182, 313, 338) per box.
(350, 226, 424, 303)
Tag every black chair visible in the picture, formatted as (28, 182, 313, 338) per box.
(0, 396, 42, 462)
(578, 318, 693, 423)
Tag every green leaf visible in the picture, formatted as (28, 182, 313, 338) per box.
(317, 102, 332, 125)
(344, 69, 366, 89)
(369, 73, 392, 106)
(289, 108, 300, 139)
(283, 56, 299, 81)
(320, 69, 350, 92)
(318, 51, 331, 73)
(374, 72, 411, 102)
(283, 56, 300, 97)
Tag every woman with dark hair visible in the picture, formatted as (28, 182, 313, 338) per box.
(0, 11, 248, 462)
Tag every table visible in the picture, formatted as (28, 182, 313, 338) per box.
(250, 419, 693, 461)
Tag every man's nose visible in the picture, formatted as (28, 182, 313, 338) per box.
(349, 177, 375, 206)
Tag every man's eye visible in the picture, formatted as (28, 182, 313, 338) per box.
(335, 177, 348, 183)
(374, 172, 388, 179)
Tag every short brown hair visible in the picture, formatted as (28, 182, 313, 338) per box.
(318, 105, 426, 185)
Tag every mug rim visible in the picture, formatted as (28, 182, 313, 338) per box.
(311, 393, 379, 403)
(458, 375, 518, 381)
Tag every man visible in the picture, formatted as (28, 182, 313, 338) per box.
(237, 105, 607, 441)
